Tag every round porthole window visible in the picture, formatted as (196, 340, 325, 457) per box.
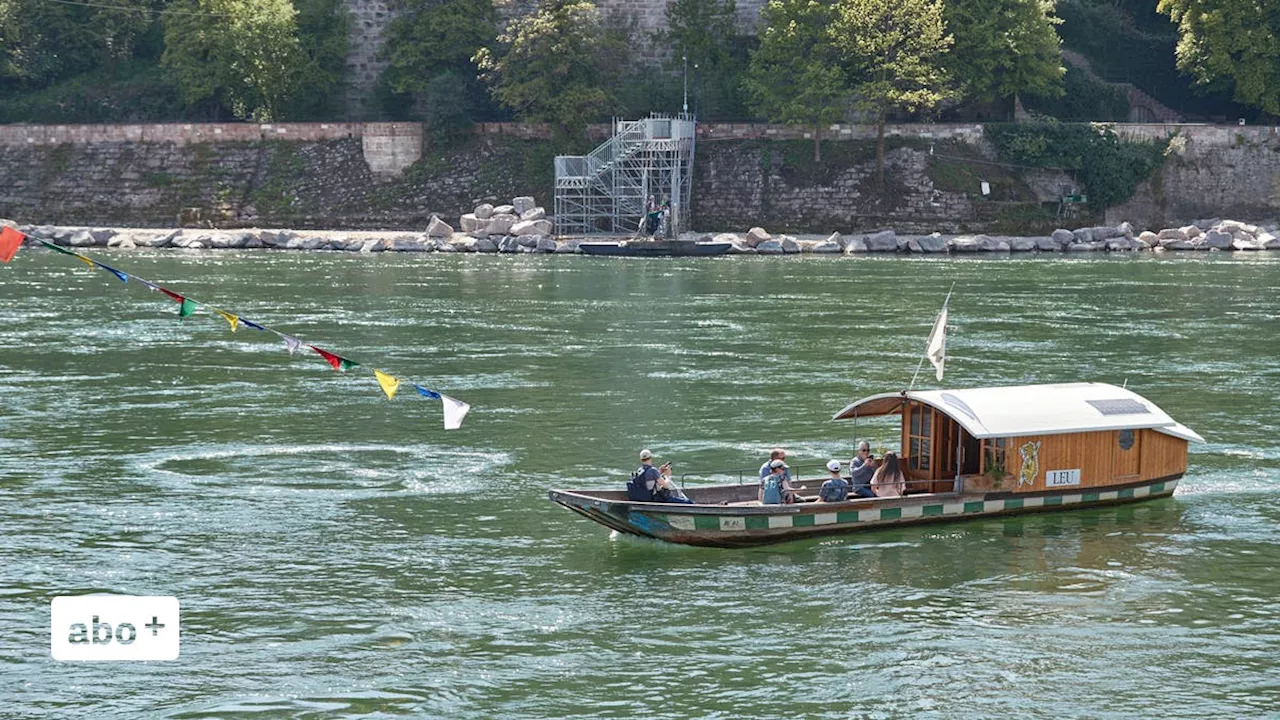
(1118, 429, 1135, 450)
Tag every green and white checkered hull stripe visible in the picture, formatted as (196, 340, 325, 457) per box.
(657, 479, 1177, 533)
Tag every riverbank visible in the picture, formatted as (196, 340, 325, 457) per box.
(7, 218, 1279, 255)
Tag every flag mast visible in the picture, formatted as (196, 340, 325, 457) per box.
(909, 283, 955, 391)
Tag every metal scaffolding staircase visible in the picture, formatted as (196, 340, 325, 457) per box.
(554, 114, 696, 236)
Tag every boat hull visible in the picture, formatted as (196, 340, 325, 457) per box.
(578, 241, 733, 257)
(549, 475, 1181, 548)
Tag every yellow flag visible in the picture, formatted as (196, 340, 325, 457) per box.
(215, 309, 239, 333)
(75, 254, 95, 269)
(374, 369, 400, 400)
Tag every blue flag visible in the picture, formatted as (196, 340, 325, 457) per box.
(414, 384, 441, 400)
(242, 319, 266, 331)
(94, 261, 128, 284)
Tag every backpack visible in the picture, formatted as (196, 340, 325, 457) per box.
(627, 466, 653, 501)
(761, 475, 785, 504)
(819, 478, 849, 503)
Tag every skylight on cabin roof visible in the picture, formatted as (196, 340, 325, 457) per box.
(1086, 399, 1151, 416)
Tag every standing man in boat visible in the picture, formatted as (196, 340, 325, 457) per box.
(759, 448, 791, 483)
(627, 449, 694, 504)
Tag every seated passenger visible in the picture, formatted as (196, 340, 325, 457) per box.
(848, 443, 878, 499)
(759, 448, 790, 483)
(818, 460, 850, 502)
(759, 460, 798, 504)
(871, 451, 907, 498)
(627, 449, 694, 504)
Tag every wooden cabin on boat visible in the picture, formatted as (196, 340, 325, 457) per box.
(832, 382, 1204, 495)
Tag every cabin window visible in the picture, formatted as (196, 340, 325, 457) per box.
(981, 437, 1007, 476)
(907, 405, 932, 472)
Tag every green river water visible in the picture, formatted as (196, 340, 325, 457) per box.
(1, 250, 1277, 718)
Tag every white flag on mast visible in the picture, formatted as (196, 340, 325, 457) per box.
(441, 394, 471, 430)
(925, 305, 948, 381)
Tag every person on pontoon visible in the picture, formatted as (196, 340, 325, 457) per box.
(627, 448, 694, 504)
(848, 442, 878, 499)
(818, 460, 850, 502)
(871, 452, 907, 498)
(759, 459, 799, 504)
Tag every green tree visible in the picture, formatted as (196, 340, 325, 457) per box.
(659, 0, 746, 119)
(382, 0, 497, 135)
(475, 0, 623, 138)
(830, 0, 953, 184)
(161, 0, 304, 121)
(944, 0, 1064, 107)
(0, 0, 156, 88)
(744, 0, 847, 161)
(292, 0, 350, 120)
(1157, 0, 1280, 115)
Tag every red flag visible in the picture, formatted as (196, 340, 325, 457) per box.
(0, 226, 25, 263)
(310, 345, 358, 372)
(157, 287, 184, 303)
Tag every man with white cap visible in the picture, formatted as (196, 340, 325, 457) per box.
(626, 449, 693, 503)
(818, 459, 850, 502)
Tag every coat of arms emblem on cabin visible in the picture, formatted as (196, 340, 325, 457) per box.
(1018, 441, 1041, 488)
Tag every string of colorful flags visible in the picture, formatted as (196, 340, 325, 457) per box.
(0, 225, 470, 429)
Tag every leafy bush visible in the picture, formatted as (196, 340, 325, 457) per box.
(0, 61, 190, 123)
(985, 121, 1167, 209)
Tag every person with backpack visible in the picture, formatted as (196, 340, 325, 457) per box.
(627, 449, 694, 504)
(759, 459, 799, 504)
(818, 460, 850, 502)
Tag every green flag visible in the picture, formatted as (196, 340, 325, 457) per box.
(179, 297, 197, 318)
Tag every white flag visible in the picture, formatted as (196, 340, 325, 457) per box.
(926, 305, 947, 381)
(441, 394, 471, 430)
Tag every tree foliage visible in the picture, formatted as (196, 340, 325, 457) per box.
(945, 0, 1064, 104)
(744, 0, 847, 160)
(382, 0, 497, 135)
(830, 0, 953, 181)
(658, 0, 747, 119)
(1157, 0, 1280, 115)
(0, 0, 157, 88)
(474, 0, 624, 137)
(291, 0, 350, 120)
(986, 121, 1167, 209)
(162, 0, 324, 121)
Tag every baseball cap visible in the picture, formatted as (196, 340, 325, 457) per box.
(639, 449, 653, 460)
(826, 460, 841, 472)
(769, 459, 788, 470)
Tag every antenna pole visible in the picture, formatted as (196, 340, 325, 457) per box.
(909, 283, 955, 391)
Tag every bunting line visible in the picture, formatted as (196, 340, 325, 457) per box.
(2, 234, 471, 429)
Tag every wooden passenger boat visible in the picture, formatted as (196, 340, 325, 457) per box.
(578, 238, 733, 257)
(548, 382, 1203, 548)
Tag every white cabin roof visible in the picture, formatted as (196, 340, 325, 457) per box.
(832, 382, 1204, 443)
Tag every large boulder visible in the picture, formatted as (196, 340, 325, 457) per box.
(512, 219, 553, 236)
(714, 233, 743, 245)
(512, 196, 537, 215)
(486, 214, 516, 236)
(1010, 236, 1038, 252)
(426, 215, 454, 237)
(555, 238, 580, 254)
(497, 236, 520, 253)
(756, 239, 784, 254)
(520, 207, 546, 222)
(1204, 229, 1233, 249)
(90, 228, 116, 245)
(778, 235, 801, 253)
(865, 229, 897, 252)
(1116, 221, 1135, 238)
(1071, 227, 1093, 243)
(1067, 241, 1101, 252)
(473, 237, 498, 253)
(1256, 230, 1279, 249)
(949, 236, 982, 252)
(811, 239, 842, 253)
(1182, 225, 1203, 239)
(1090, 225, 1124, 241)
(474, 203, 495, 220)
(1034, 236, 1060, 252)
(1157, 228, 1187, 241)
(1106, 238, 1138, 252)
(843, 236, 869, 253)
(1138, 231, 1159, 246)
(1159, 237, 1196, 250)
(535, 236, 558, 253)
(978, 235, 1011, 252)
(1193, 217, 1220, 230)
(492, 204, 515, 216)
(459, 213, 482, 233)
(745, 226, 771, 247)
(392, 237, 431, 252)
(917, 234, 947, 253)
(727, 241, 756, 255)
(824, 232, 844, 249)
(1232, 238, 1263, 251)
(1051, 228, 1075, 246)
(69, 230, 95, 247)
